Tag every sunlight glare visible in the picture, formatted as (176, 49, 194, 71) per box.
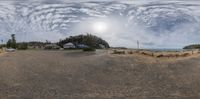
(93, 22, 108, 33)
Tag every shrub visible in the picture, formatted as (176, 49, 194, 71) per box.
(44, 46, 53, 50)
(180, 53, 190, 57)
(17, 43, 28, 50)
(83, 47, 96, 51)
(113, 50, 125, 54)
(128, 51, 133, 54)
(157, 54, 164, 58)
(44, 44, 60, 50)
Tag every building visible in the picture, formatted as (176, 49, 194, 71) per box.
(99, 44, 106, 49)
(63, 43, 76, 49)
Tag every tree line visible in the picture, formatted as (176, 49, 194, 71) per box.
(183, 44, 200, 49)
(3, 33, 109, 50)
(57, 34, 110, 48)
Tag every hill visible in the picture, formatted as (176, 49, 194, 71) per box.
(58, 34, 109, 48)
(183, 44, 200, 49)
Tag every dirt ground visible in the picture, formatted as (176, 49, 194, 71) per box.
(0, 50, 200, 99)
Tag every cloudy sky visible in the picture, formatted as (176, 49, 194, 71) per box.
(0, 0, 200, 48)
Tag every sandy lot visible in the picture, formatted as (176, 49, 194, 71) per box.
(0, 50, 200, 99)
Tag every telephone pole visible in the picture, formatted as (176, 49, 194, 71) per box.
(137, 40, 140, 49)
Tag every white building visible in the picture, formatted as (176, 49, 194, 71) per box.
(63, 43, 76, 49)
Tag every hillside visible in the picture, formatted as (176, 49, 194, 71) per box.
(58, 34, 109, 48)
(183, 44, 200, 49)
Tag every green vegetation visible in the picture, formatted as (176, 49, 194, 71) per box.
(4, 34, 109, 51)
(6, 34, 17, 48)
(83, 47, 96, 51)
(17, 42, 28, 50)
(27, 41, 46, 47)
(58, 34, 109, 49)
(183, 44, 200, 49)
(44, 44, 60, 50)
(5, 34, 46, 50)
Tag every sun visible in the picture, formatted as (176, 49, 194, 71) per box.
(93, 22, 108, 33)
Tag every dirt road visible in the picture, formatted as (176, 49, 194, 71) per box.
(0, 50, 200, 99)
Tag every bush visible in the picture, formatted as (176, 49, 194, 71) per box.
(128, 51, 133, 54)
(113, 50, 125, 54)
(83, 47, 96, 51)
(44, 46, 53, 50)
(17, 43, 28, 50)
(44, 44, 60, 50)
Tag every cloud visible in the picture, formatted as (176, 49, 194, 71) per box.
(0, 0, 200, 48)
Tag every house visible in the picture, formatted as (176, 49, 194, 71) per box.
(45, 44, 60, 49)
(63, 43, 76, 49)
(99, 44, 106, 49)
(77, 44, 89, 49)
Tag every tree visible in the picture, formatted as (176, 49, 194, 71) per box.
(83, 34, 96, 48)
(17, 42, 28, 50)
(6, 34, 17, 48)
(57, 34, 109, 48)
(11, 34, 16, 48)
(6, 39, 12, 48)
(183, 44, 200, 49)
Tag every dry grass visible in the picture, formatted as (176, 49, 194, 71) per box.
(111, 49, 200, 60)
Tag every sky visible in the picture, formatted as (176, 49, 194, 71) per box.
(0, 0, 200, 48)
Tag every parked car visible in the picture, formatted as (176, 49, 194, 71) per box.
(77, 44, 89, 49)
(6, 48, 16, 52)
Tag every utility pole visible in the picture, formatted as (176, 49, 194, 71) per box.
(137, 40, 140, 49)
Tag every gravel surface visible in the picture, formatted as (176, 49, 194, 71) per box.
(0, 50, 200, 99)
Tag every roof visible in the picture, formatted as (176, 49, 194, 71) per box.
(77, 44, 87, 46)
(64, 43, 74, 46)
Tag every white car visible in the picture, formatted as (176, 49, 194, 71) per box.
(6, 48, 16, 52)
